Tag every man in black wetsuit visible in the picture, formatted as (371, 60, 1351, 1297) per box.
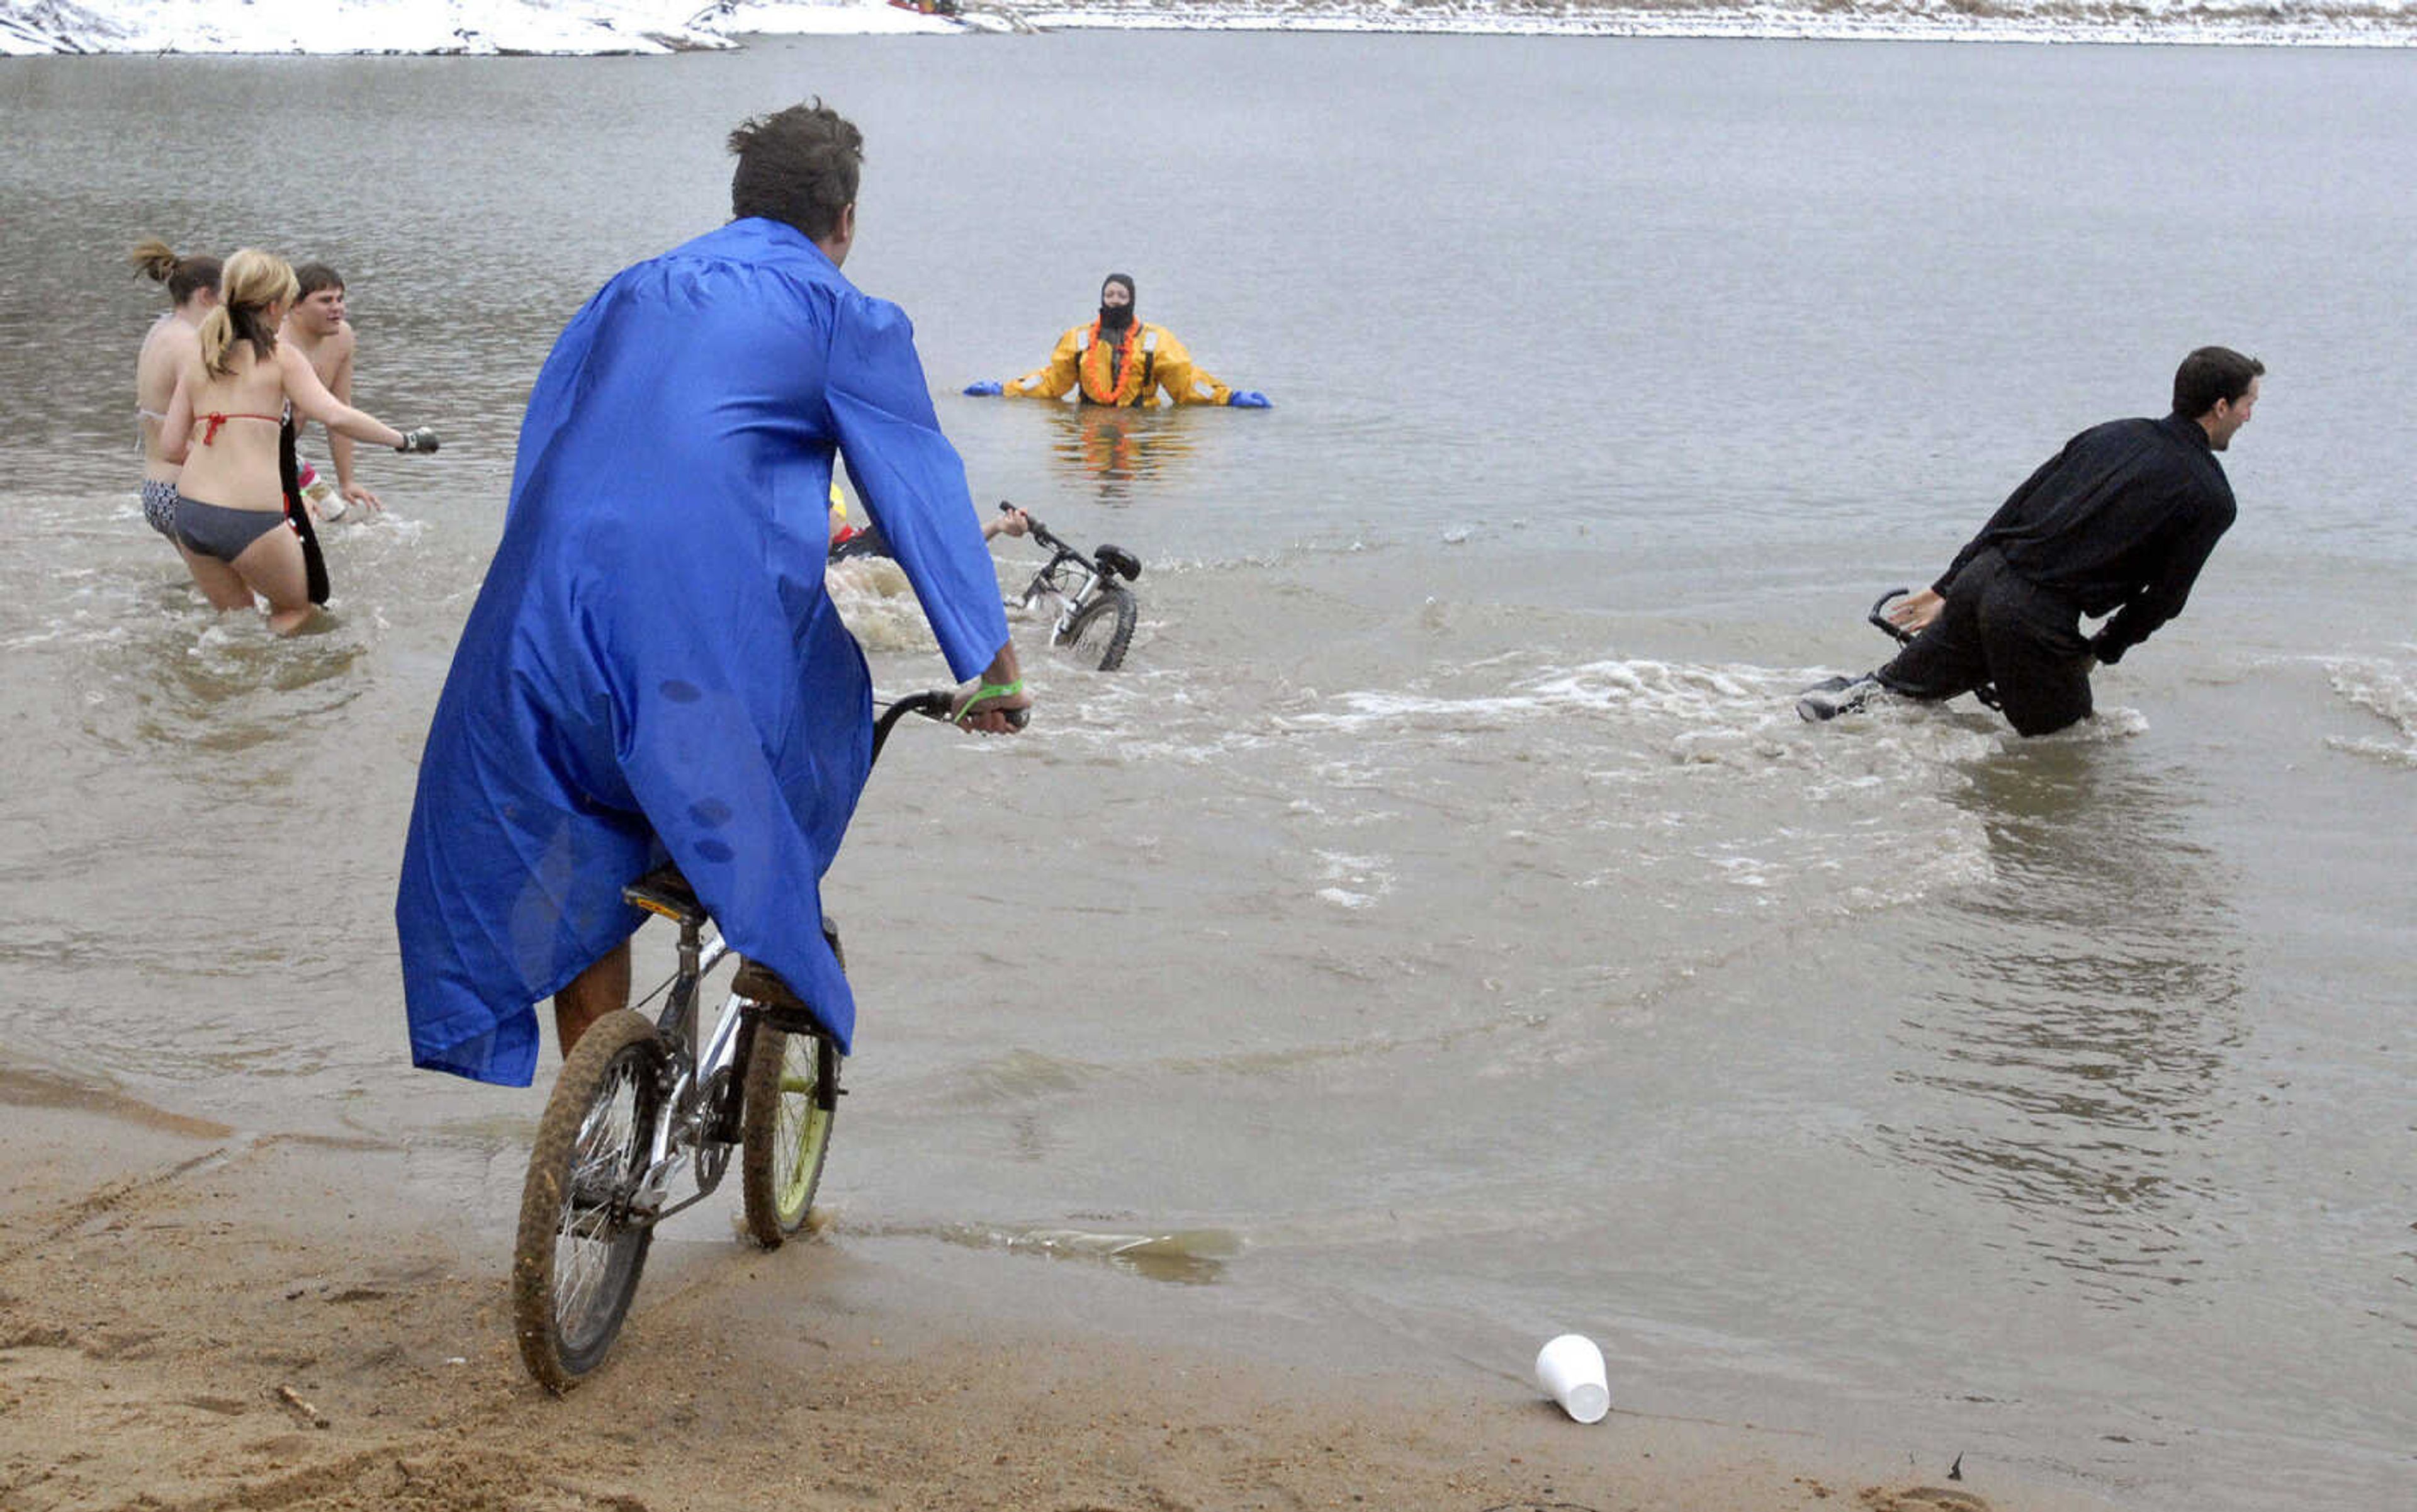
(1801, 346, 2262, 736)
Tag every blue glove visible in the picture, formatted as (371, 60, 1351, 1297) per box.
(963, 380, 1003, 397)
(1227, 390, 1271, 409)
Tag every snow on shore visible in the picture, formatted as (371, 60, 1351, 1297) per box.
(1022, 0, 2417, 46)
(0, 1, 960, 56)
(3, 0, 2412, 55)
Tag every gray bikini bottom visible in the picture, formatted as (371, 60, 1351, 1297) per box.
(174, 496, 288, 563)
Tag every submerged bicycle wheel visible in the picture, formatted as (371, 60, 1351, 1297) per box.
(739, 1022, 840, 1247)
(1052, 585, 1137, 672)
(511, 1010, 663, 1392)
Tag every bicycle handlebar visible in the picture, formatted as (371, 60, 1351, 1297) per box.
(1862, 585, 2005, 712)
(871, 689, 1029, 763)
(977, 700, 1032, 733)
(1868, 587, 1915, 645)
(1000, 499, 1075, 559)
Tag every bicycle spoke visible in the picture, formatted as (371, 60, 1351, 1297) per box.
(513, 1011, 663, 1391)
(743, 1028, 837, 1243)
(552, 1056, 646, 1346)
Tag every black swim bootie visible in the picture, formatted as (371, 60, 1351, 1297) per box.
(1796, 674, 1880, 723)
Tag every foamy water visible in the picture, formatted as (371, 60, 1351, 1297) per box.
(2322, 651, 2417, 765)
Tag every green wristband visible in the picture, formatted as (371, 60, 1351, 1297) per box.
(957, 679, 1024, 724)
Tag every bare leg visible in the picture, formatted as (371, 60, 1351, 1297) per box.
(229, 523, 315, 636)
(553, 939, 632, 1058)
(183, 550, 258, 612)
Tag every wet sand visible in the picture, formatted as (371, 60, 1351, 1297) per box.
(0, 1083, 2126, 1512)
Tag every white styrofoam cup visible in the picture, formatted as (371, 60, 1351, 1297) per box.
(1534, 1333, 1609, 1423)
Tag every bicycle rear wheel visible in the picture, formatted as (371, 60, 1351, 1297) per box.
(739, 1022, 840, 1247)
(511, 1010, 663, 1392)
(1052, 584, 1137, 672)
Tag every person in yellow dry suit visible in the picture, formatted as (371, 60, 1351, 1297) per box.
(963, 274, 1270, 409)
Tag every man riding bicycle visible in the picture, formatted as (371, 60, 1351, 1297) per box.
(397, 99, 1029, 1087)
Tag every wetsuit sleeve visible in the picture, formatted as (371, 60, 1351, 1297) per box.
(828, 293, 1013, 680)
(1934, 437, 2075, 595)
(1003, 327, 1085, 400)
(2089, 493, 2236, 665)
(1149, 329, 1234, 406)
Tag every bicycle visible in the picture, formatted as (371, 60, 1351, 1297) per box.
(998, 500, 1142, 672)
(1797, 587, 2003, 721)
(509, 689, 1008, 1392)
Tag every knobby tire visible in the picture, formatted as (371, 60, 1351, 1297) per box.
(511, 1010, 663, 1392)
(739, 1023, 841, 1247)
(1054, 584, 1137, 672)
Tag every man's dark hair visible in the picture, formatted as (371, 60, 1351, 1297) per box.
(2173, 346, 2264, 417)
(294, 262, 344, 298)
(728, 100, 862, 241)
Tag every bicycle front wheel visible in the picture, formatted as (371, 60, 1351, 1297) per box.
(1053, 585, 1137, 672)
(739, 1022, 840, 1247)
(511, 1010, 663, 1392)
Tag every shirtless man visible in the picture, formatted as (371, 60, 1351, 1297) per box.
(130, 239, 222, 551)
(278, 263, 381, 519)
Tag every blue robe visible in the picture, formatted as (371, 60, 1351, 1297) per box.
(397, 217, 1009, 1086)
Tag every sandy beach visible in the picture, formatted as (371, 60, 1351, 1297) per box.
(0, 1075, 2126, 1512)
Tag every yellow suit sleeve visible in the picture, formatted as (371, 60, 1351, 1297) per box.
(1147, 329, 1234, 407)
(1003, 327, 1086, 400)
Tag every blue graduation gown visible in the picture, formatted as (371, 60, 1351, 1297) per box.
(396, 217, 1009, 1086)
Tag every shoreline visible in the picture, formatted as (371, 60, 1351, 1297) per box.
(4, 0, 2414, 55)
(1005, 0, 2417, 47)
(1, 1083, 2124, 1512)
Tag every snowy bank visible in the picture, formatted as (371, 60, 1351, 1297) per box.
(1022, 0, 2417, 45)
(3, 0, 2412, 54)
(0, 0, 964, 56)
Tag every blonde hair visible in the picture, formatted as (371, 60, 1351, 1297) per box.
(197, 247, 299, 378)
(129, 237, 222, 305)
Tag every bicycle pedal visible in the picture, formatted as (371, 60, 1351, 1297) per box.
(624, 866, 706, 925)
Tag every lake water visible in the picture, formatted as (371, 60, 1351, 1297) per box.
(3, 31, 2413, 1511)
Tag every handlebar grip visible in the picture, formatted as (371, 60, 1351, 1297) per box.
(869, 687, 1025, 765)
(996, 495, 1044, 536)
(1866, 587, 1915, 645)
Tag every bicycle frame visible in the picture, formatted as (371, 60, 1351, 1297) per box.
(617, 688, 955, 1227)
(1017, 544, 1105, 642)
(623, 917, 743, 1225)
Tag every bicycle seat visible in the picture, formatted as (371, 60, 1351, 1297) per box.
(1093, 544, 1142, 582)
(623, 864, 707, 926)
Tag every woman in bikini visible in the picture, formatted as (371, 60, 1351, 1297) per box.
(131, 239, 222, 552)
(161, 248, 432, 635)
